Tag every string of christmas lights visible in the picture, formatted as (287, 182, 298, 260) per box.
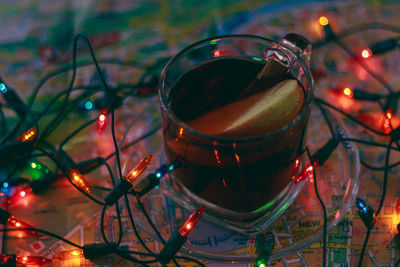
(1, 16, 400, 266)
(0, 34, 203, 267)
(310, 16, 400, 267)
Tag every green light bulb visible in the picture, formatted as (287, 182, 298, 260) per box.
(257, 260, 266, 267)
(252, 57, 263, 62)
(26, 160, 51, 180)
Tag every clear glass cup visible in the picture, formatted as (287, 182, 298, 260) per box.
(159, 34, 314, 233)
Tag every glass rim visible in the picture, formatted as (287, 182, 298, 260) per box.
(159, 34, 315, 143)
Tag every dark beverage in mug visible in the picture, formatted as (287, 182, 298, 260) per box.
(162, 56, 308, 212)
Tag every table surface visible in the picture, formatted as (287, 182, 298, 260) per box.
(1, 0, 400, 266)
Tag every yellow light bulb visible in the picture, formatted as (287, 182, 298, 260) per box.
(319, 16, 329, 26)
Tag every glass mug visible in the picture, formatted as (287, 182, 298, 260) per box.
(159, 34, 314, 233)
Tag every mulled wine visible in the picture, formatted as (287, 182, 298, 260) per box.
(162, 56, 307, 212)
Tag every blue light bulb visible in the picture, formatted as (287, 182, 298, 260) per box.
(362, 207, 367, 213)
(0, 83, 7, 93)
(168, 164, 175, 171)
(84, 101, 94, 110)
(356, 199, 364, 208)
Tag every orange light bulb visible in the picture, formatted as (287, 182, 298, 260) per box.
(125, 155, 153, 184)
(17, 129, 37, 142)
(69, 169, 92, 193)
(343, 87, 353, 97)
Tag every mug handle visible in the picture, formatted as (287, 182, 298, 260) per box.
(280, 33, 312, 67)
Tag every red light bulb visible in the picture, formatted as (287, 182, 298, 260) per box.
(7, 216, 39, 237)
(361, 49, 372, 59)
(159, 206, 205, 264)
(6, 185, 32, 208)
(97, 109, 108, 135)
(0, 254, 14, 264)
(178, 205, 205, 237)
(99, 114, 106, 122)
(16, 255, 51, 265)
